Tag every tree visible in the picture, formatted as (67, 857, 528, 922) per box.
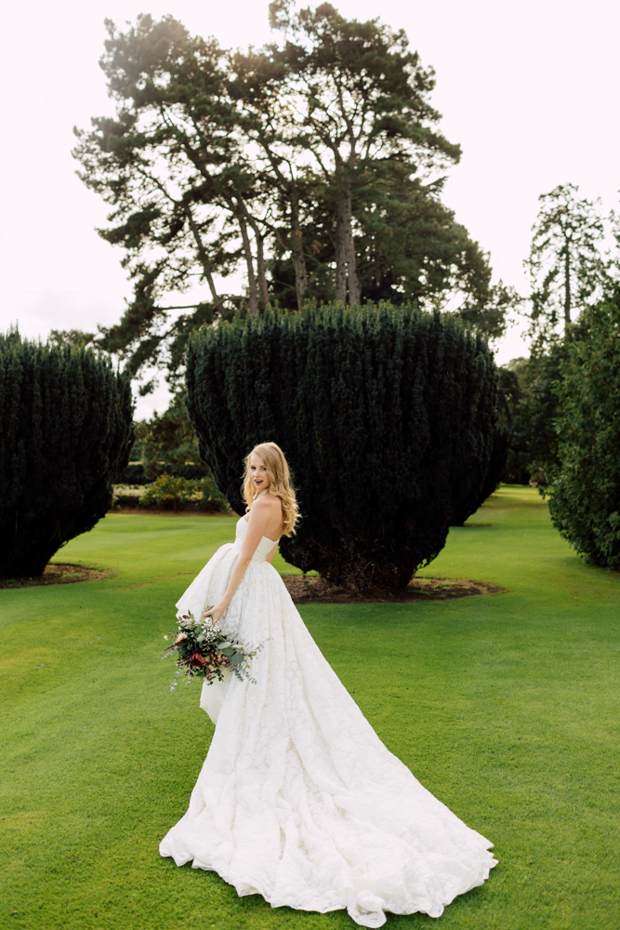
(185, 303, 500, 589)
(266, 159, 514, 338)
(240, 0, 462, 307)
(241, 2, 509, 328)
(498, 353, 564, 486)
(450, 426, 508, 525)
(0, 331, 134, 577)
(524, 183, 606, 348)
(546, 290, 620, 569)
(74, 6, 509, 389)
(49, 329, 100, 352)
(137, 389, 209, 479)
(73, 15, 261, 390)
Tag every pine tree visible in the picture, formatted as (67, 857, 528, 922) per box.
(73, 8, 509, 390)
(525, 183, 606, 347)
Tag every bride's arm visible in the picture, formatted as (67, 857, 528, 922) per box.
(204, 495, 276, 626)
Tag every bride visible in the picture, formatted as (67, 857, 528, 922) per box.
(159, 442, 496, 927)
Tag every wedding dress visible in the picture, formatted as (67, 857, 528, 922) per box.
(159, 516, 497, 926)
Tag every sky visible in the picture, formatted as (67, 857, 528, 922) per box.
(1, 0, 618, 417)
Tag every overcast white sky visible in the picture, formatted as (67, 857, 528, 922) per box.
(1, 0, 618, 417)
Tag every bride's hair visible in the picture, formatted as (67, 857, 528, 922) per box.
(242, 442, 300, 537)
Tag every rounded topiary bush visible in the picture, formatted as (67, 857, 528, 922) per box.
(186, 303, 500, 589)
(547, 293, 620, 569)
(0, 331, 134, 577)
(450, 426, 508, 526)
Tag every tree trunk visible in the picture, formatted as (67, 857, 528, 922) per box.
(335, 180, 360, 306)
(564, 246, 571, 331)
(244, 212, 271, 310)
(185, 207, 224, 313)
(289, 188, 308, 310)
(237, 213, 259, 318)
(258, 142, 308, 311)
(346, 229, 360, 306)
(290, 232, 308, 311)
(255, 229, 271, 310)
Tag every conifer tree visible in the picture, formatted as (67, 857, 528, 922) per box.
(0, 331, 134, 577)
(73, 7, 509, 390)
(186, 303, 499, 588)
(525, 183, 606, 347)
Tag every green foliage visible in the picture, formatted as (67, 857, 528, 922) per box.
(450, 426, 508, 525)
(546, 291, 620, 569)
(499, 353, 563, 486)
(0, 330, 133, 577)
(136, 390, 208, 480)
(185, 302, 500, 588)
(140, 473, 228, 512)
(73, 7, 508, 388)
(48, 328, 100, 352)
(141, 474, 195, 510)
(524, 183, 607, 348)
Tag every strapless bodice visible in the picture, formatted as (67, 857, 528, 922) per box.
(234, 517, 278, 563)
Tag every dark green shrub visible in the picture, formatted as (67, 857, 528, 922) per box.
(118, 462, 209, 484)
(499, 354, 563, 486)
(0, 331, 133, 577)
(547, 293, 620, 569)
(450, 427, 508, 525)
(120, 462, 148, 484)
(186, 303, 500, 588)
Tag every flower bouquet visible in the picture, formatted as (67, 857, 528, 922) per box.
(163, 610, 261, 692)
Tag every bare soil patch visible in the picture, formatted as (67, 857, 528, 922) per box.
(282, 575, 506, 604)
(0, 563, 113, 589)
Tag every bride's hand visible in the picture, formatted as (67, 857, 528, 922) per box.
(204, 603, 225, 627)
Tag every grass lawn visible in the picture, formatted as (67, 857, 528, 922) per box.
(1, 486, 619, 930)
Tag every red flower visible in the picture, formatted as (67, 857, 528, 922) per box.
(190, 653, 207, 667)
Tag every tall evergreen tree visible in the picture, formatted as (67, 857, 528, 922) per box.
(74, 6, 509, 388)
(0, 331, 134, 577)
(524, 183, 606, 348)
(73, 15, 265, 388)
(240, 0, 462, 307)
(185, 303, 500, 589)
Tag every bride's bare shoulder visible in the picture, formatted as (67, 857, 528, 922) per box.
(253, 492, 283, 515)
(252, 491, 282, 510)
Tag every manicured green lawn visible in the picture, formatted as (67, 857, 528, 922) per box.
(1, 487, 619, 930)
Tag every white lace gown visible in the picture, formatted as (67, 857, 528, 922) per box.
(159, 518, 497, 927)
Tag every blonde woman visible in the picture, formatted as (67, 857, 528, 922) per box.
(160, 442, 496, 927)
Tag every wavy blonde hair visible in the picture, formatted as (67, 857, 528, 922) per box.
(242, 442, 300, 537)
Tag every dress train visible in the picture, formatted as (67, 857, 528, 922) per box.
(160, 518, 496, 925)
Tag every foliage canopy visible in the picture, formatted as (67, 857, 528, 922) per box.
(524, 183, 608, 350)
(0, 330, 134, 577)
(546, 291, 620, 569)
(185, 302, 500, 588)
(73, 5, 511, 389)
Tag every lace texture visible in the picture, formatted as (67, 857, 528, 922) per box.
(160, 519, 497, 926)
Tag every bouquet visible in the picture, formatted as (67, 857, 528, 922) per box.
(163, 610, 262, 692)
